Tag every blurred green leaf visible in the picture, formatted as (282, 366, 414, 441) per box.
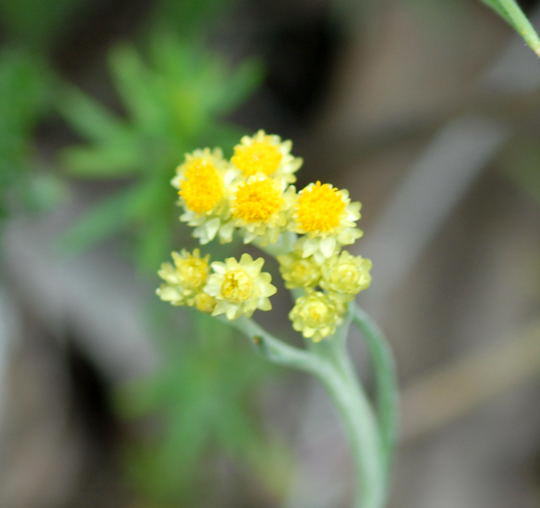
(117, 311, 284, 504)
(153, 0, 231, 41)
(210, 58, 264, 115)
(22, 172, 69, 212)
(0, 0, 82, 52)
(60, 32, 261, 271)
(62, 142, 140, 178)
(0, 50, 59, 219)
(109, 45, 164, 132)
(481, 0, 540, 55)
(61, 186, 143, 252)
(59, 86, 132, 143)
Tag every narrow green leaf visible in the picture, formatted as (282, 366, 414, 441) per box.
(481, 0, 540, 56)
(58, 85, 130, 143)
(61, 186, 142, 252)
(62, 141, 140, 178)
(213, 58, 264, 114)
(108, 45, 163, 131)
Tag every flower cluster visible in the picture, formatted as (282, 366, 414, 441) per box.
(157, 131, 372, 341)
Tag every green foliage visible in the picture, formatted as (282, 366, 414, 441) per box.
(0, 0, 82, 52)
(481, 0, 540, 55)
(153, 0, 231, 42)
(117, 310, 290, 505)
(0, 50, 65, 220)
(59, 33, 262, 270)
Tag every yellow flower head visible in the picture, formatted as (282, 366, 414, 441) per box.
(278, 252, 320, 289)
(293, 181, 363, 262)
(231, 175, 295, 244)
(320, 251, 372, 297)
(156, 249, 210, 306)
(172, 148, 236, 244)
(205, 253, 277, 320)
(289, 290, 345, 342)
(194, 291, 217, 314)
(159, 132, 373, 343)
(231, 130, 302, 184)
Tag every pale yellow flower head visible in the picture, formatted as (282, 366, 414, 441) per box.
(156, 249, 210, 306)
(231, 175, 295, 245)
(320, 250, 372, 297)
(205, 253, 277, 320)
(278, 252, 320, 289)
(293, 181, 363, 262)
(194, 291, 217, 314)
(231, 130, 302, 184)
(172, 148, 236, 244)
(289, 290, 345, 342)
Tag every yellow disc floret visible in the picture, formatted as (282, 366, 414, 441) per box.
(194, 292, 217, 313)
(172, 148, 237, 245)
(232, 138, 282, 177)
(179, 155, 224, 214)
(205, 253, 277, 320)
(220, 270, 254, 302)
(289, 290, 345, 342)
(296, 181, 346, 234)
(230, 130, 302, 183)
(232, 177, 285, 223)
(294, 181, 362, 261)
(321, 251, 372, 298)
(156, 249, 210, 306)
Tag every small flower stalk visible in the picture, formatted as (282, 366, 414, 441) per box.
(157, 130, 398, 508)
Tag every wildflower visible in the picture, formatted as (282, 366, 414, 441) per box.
(231, 175, 295, 244)
(159, 132, 373, 344)
(156, 249, 210, 306)
(278, 252, 320, 289)
(293, 181, 363, 262)
(289, 290, 345, 342)
(231, 130, 302, 184)
(204, 253, 277, 320)
(172, 148, 235, 244)
(320, 250, 372, 298)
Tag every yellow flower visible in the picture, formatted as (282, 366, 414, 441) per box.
(293, 181, 363, 262)
(231, 130, 302, 184)
(277, 252, 320, 289)
(231, 175, 295, 245)
(205, 253, 277, 320)
(172, 148, 236, 244)
(194, 292, 217, 313)
(289, 290, 345, 342)
(320, 250, 372, 298)
(156, 249, 210, 306)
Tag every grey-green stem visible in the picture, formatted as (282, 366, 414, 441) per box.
(352, 304, 398, 475)
(219, 314, 387, 508)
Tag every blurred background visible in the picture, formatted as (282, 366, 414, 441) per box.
(1, 0, 540, 507)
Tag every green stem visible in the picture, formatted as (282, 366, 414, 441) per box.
(219, 316, 324, 375)
(223, 315, 386, 507)
(352, 304, 398, 474)
(311, 337, 386, 508)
